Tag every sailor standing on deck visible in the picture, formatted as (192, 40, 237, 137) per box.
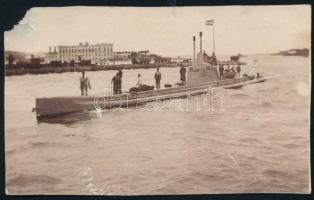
(80, 71, 91, 96)
(154, 68, 161, 90)
(111, 72, 121, 95)
(136, 74, 142, 87)
(117, 69, 123, 94)
(236, 65, 241, 78)
(179, 66, 187, 85)
(218, 65, 224, 80)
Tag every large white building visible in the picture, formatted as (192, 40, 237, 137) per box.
(45, 42, 113, 64)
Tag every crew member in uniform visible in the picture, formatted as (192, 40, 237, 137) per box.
(117, 69, 123, 94)
(179, 66, 187, 85)
(111, 72, 121, 94)
(154, 68, 162, 90)
(80, 71, 91, 96)
(218, 65, 224, 80)
(236, 65, 241, 78)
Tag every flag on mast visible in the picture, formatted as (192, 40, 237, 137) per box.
(205, 20, 214, 26)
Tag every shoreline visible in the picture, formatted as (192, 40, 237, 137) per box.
(5, 63, 181, 76)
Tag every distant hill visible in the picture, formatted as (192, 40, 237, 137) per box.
(272, 48, 309, 57)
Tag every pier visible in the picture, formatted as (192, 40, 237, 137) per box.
(5, 63, 180, 76)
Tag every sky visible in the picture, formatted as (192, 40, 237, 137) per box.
(4, 5, 311, 57)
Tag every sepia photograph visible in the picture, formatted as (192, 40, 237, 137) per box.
(4, 5, 311, 195)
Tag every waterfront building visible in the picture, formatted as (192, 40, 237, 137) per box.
(113, 51, 132, 60)
(113, 50, 149, 60)
(138, 50, 149, 56)
(45, 42, 113, 64)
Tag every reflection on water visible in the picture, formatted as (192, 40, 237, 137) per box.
(5, 55, 311, 194)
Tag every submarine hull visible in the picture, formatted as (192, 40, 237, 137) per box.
(35, 77, 268, 122)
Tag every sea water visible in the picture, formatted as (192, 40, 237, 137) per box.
(5, 55, 311, 194)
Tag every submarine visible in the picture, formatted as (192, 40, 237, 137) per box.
(34, 31, 268, 123)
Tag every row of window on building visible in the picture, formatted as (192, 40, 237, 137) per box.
(46, 43, 113, 63)
(59, 47, 112, 53)
(59, 53, 111, 57)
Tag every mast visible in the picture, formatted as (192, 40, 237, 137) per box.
(193, 36, 196, 62)
(199, 32, 202, 53)
(213, 22, 215, 55)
